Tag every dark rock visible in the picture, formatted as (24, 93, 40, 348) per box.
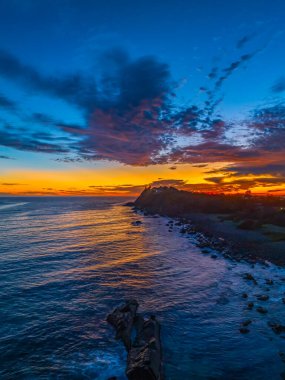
(243, 273, 257, 285)
(124, 202, 135, 207)
(132, 220, 142, 226)
(282, 298, 285, 304)
(107, 301, 162, 380)
(256, 306, 268, 314)
(201, 249, 210, 254)
(256, 295, 269, 301)
(247, 302, 254, 310)
(126, 315, 161, 380)
(237, 219, 258, 230)
(108, 377, 118, 380)
(211, 254, 218, 259)
(279, 352, 285, 363)
(242, 319, 252, 327)
(239, 327, 250, 334)
(242, 293, 248, 299)
(265, 278, 274, 285)
(268, 321, 285, 334)
(107, 300, 138, 351)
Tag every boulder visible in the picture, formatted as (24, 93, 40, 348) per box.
(256, 306, 268, 314)
(268, 321, 285, 334)
(107, 301, 162, 380)
(241, 320, 252, 327)
(256, 295, 269, 301)
(243, 273, 257, 285)
(107, 300, 138, 351)
(247, 302, 254, 310)
(126, 316, 162, 380)
(132, 220, 143, 226)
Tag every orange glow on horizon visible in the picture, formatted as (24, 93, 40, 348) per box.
(1, 162, 285, 197)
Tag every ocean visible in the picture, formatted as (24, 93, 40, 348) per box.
(0, 196, 285, 379)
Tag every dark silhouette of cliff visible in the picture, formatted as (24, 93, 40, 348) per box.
(135, 186, 285, 228)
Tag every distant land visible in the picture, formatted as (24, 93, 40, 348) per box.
(133, 187, 285, 266)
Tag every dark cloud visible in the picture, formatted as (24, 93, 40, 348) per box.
(57, 50, 178, 165)
(0, 127, 69, 154)
(236, 33, 255, 49)
(192, 163, 208, 168)
(271, 77, 285, 93)
(204, 45, 260, 117)
(0, 94, 16, 109)
(0, 154, 14, 159)
(0, 49, 97, 112)
(1, 182, 25, 186)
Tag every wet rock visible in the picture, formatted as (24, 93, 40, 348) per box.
(247, 302, 254, 310)
(132, 220, 142, 226)
(282, 298, 285, 304)
(108, 377, 118, 380)
(107, 299, 138, 351)
(243, 273, 257, 285)
(256, 295, 269, 301)
(268, 321, 285, 334)
(197, 242, 210, 248)
(126, 315, 162, 380)
(265, 278, 274, 285)
(124, 202, 135, 207)
(242, 293, 248, 299)
(239, 327, 250, 334)
(201, 249, 210, 254)
(242, 319, 252, 327)
(107, 301, 162, 380)
(211, 254, 218, 259)
(256, 306, 268, 314)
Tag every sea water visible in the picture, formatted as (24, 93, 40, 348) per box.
(0, 197, 285, 379)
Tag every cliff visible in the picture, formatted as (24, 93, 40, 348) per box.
(134, 187, 285, 266)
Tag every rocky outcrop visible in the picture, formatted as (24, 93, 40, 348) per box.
(107, 299, 138, 350)
(107, 300, 162, 380)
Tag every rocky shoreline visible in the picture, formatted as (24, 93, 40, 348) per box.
(122, 192, 285, 379)
(128, 187, 285, 267)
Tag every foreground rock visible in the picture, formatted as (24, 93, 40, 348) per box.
(107, 299, 138, 350)
(127, 315, 161, 380)
(107, 300, 162, 380)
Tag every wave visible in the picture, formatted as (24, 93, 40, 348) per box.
(0, 202, 28, 210)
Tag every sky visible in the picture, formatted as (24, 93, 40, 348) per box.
(0, 0, 285, 196)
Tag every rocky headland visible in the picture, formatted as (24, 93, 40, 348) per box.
(131, 186, 285, 266)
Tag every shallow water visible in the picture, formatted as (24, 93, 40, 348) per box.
(0, 197, 285, 379)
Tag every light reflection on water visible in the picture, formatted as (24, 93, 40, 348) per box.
(0, 197, 285, 379)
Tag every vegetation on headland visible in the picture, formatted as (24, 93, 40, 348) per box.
(135, 186, 285, 230)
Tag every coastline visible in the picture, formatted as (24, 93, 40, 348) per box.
(132, 188, 285, 267)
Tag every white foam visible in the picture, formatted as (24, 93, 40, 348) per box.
(0, 202, 28, 210)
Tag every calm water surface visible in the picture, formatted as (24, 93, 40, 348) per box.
(0, 197, 285, 380)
